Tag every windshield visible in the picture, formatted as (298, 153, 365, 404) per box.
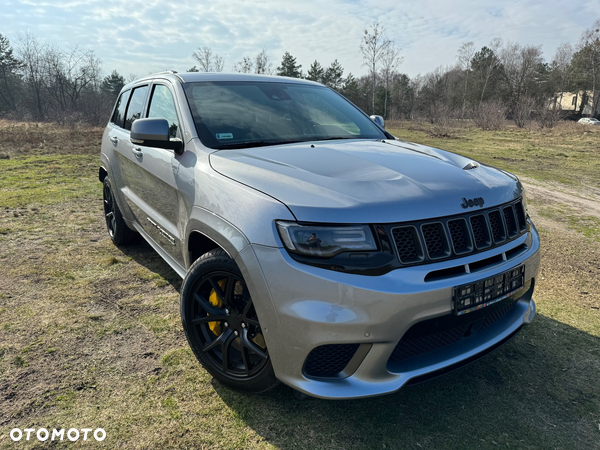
(183, 81, 387, 149)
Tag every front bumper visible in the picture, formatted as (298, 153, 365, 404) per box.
(236, 224, 540, 399)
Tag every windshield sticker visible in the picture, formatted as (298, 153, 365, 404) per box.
(216, 133, 233, 139)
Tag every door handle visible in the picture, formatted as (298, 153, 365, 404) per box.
(131, 147, 143, 157)
(109, 136, 118, 144)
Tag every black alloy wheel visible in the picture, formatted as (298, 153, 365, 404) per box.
(181, 249, 278, 393)
(103, 181, 117, 238)
(102, 177, 139, 245)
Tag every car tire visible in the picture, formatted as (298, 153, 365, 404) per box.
(180, 248, 278, 394)
(102, 177, 139, 245)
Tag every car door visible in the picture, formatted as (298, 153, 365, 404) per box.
(106, 88, 133, 209)
(119, 81, 185, 266)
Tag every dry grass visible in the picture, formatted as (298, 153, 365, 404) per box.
(0, 119, 103, 158)
(0, 121, 599, 449)
(388, 120, 600, 190)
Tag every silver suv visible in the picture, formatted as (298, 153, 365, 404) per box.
(99, 72, 540, 399)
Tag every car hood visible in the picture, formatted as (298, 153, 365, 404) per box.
(209, 139, 522, 223)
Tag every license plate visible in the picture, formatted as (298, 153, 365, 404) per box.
(454, 265, 525, 316)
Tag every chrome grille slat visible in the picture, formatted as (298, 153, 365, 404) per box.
(390, 198, 527, 267)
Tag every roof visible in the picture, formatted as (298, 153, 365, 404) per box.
(124, 71, 323, 90)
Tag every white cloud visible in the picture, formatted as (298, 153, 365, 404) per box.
(3, 0, 599, 78)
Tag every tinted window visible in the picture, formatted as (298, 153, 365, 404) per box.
(111, 90, 130, 128)
(124, 85, 149, 131)
(147, 84, 180, 139)
(183, 82, 385, 149)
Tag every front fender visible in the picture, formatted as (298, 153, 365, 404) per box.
(184, 206, 251, 268)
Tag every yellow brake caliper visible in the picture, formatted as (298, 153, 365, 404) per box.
(208, 279, 227, 335)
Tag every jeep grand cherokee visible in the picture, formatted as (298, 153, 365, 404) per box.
(99, 72, 540, 399)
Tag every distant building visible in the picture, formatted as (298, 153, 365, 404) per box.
(549, 91, 598, 116)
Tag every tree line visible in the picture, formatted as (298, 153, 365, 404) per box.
(1, 20, 599, 127)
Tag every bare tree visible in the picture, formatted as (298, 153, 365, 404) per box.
(213, 54, 225, 72)
(43, 44, 101, 114)
(233, 56, 253, 73)
(550, 42, 574, 107)
(472, 101, 506, 130)
(192, 46, 213, 72)
(576, 19, 600, 115)
(380, 46, 402, 119)
(360, 21, 391, 114)
(512, 96, 536, 128)
(499, 42, 544, 109)
(406, 75, 423, 120)
(192, 46, 225, 72)
(254, 49, 271, 74)
(16, 32, 47, 119)
(456, 41, 475, 118)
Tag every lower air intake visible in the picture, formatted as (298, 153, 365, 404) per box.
(303, 344, 359, 377)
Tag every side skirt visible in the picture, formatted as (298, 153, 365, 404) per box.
(132, 222, 187, 279)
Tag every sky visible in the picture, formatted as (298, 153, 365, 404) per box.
(1, 0, 599, 80)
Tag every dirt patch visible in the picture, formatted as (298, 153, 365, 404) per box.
(522, 176, 600, 219)
(529, 204, 600, 311)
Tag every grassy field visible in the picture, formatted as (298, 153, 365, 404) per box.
(0, 120, 599, 449)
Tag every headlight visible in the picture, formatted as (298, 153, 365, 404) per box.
(276, 221, 377, 258)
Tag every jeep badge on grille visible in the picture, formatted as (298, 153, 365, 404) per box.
(461, 197, 485, 208)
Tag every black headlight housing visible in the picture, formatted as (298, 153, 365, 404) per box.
(276, 221, 397, 275)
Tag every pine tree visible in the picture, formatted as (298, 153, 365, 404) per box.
(276, 52, 302, 78)
(101, 70, 125, 98)
(323, 59, 344, 90)
(306, 60, 324, 82)
(0, 33, 22, 111)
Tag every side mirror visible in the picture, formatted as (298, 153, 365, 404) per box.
(130, 118, 182, 153)
(370, 115, 385, 129)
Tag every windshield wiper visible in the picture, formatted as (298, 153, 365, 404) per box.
(216, 140, 303, 150)
(311, 136, 366, 142)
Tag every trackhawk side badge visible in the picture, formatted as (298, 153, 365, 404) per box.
(461, 197, 485, 208)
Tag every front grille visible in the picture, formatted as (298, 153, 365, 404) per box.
(389, 325, 468, 361)
(389, 299, 519, 363)
(390, 199, 527, 267)
(303, 344, 359, 377)
(480, 300, 518, 330)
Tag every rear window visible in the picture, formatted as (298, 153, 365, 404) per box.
(111, 90, 131, 128)
(124, 85, 149, 131)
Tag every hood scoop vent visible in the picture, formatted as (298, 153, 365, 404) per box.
(463, 162, 480, 170)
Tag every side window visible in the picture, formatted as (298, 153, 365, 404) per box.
(111, 90, 130, 128)
(124, 85, 149, 131)
(147, 85, 180, 139)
